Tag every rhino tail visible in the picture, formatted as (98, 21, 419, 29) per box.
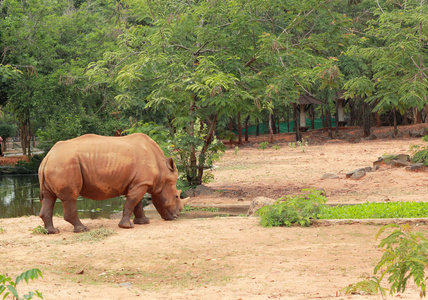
(38, 156, 48, 201)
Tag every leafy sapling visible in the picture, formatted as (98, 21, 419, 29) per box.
(0, 268, 43, 299)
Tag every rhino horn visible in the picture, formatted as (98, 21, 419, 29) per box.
(179, 197, 190, 210)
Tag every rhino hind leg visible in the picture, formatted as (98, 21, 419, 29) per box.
(133, 201, 150, 225)
(39, 192, 60, 234)
(61, 198, 89, 233)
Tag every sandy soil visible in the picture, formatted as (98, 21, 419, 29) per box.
(1, 124, 428, 300)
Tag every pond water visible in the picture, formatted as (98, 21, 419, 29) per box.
(0, 175, 125, 219)
(0, 175, 249, 220)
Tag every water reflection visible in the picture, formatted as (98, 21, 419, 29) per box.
(0, 175, 125, 219)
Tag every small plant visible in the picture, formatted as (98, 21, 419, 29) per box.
(0, 268, 43, 299)
(272, 145, 280, 150)
(257, 188, 327, 227)
(297, 138, 308, 152)
(201, 171, 214, 184)
(341, 274, 384, 296)
(288, 142, 296, 148)
(234, 146, 239, 155)
(0, 227, 4, 234)
(343, 224, 428, 298)
(258, 142, 269, 150)
(31, 226, 48, 235)
(409, 135, 428, 166)
(375, 224, 428, 297)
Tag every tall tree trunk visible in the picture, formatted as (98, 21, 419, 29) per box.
(268, 111, 274, 143)
(256, 119, 259, 136)
(363, 101, 371, 137)
(393, 108, 398, 137)
(310, 105, 315, 130)
(321, 106, 325, 128)
(335, 98, 339, 136)
(272, 111, 277, 134)
(229, 117, 234, 143)
(376, 112, 381, 127)
(237, 111, 242, 144)
(293, 104, 302, 142)
(197, 115, 218, 185)
(188, 96, 197, 185)
(325, 104, 333, 139)
(20, 121, 28, 156)
(244, 115, 250, 142)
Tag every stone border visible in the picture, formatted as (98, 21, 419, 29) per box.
(312, 218, 428, 226)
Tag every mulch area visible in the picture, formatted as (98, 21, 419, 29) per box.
(0, 155, 29, 166)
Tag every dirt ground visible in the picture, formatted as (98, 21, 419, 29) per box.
(1, 124, 428, 300)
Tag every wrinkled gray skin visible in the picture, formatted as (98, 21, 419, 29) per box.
(38, 133, 184, 234)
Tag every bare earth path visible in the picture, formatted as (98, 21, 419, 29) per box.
(1, 125, 428, 299)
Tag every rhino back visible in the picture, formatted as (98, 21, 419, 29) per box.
(41, 134, 164, 201)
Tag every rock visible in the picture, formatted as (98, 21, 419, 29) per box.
(346, 167, 372, 178)
(391, 160, 410, 167)
(321, 173, 339, 180)
(184, 185, 217, 198)
(351, 169, 366, 180)
(406, 163, 426, 172)
(373, 154, 410, 168)
(410, 128, 427, 137)
(247, 196, 276, 216)
(366, 134, 377, 140)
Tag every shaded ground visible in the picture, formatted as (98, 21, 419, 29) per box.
(1, 124, 428, 299)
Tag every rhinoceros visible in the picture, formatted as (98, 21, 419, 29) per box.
(38, 133, 185, 234)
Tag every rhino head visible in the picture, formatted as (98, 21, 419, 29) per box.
(151, 157, 188, 220)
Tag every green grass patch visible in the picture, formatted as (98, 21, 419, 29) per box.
(72, 227, 116, 242)
(182, 205, 219, 213)
(320, 202, 428, 219)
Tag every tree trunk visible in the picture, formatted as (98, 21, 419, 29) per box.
(244, 115, 250, 142)
(20, 121, 28, 156)
(325, 105, 333, 139)
(376, 112, 381, 127)
(393, 108, 398, 137)
(268, 111, 274, 143)
(335, 98, 339, 136)
(363, 101, 371, 137)
(256, 119, 259, 136)
(310, 105, 315, 130)
(197, 115, 218, 185)
(229, 117, 234, 143)
(188, 96, 198, 185)
(237, 111, 242, 144)
(293, 104, 302, 142)
(272, 111, 277, 134)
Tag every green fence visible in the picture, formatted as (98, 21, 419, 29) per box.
(237, 118, 337, 135)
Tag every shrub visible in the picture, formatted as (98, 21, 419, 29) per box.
(258, 142, 269, 150)
(31, 226, 48, 235)
(410, 135, 428, 166)
(257, 189, 327, 227)
(343, 224, 428, 298)
(0, 268, 43, 299)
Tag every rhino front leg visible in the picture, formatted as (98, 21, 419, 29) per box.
(39, 192, 60, 234)
(61, 198, 89, 233)
(120, 187, 147, 228)
(133, 201, 150, 225)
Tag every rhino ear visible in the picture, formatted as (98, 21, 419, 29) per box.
(166, 157, 176, 172)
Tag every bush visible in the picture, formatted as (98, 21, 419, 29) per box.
(0, 268, 43, 299)
(257, 189, 327, 227)
(410, 135, 428, 166)
(343, 224, 428, 298)
(11, 155, 43, 174)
